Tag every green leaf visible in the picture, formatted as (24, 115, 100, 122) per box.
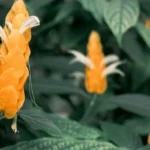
(77, 0, 104, 23)
(80, 95, 118, 123)
(36, 2, 81, 34)
(128, 62, 149, 91)
(104, 0, 140, 45)
(49, 114, 102, 139)
(0, 137, 128, 150)
(18, 108, 62, 137)
(27, 0, 54, 12)
(97, 96, 118, 113)
(136, 21, 150, 48)
(51, 2, 80, 26)
(101, 122, 143, 150)
(137, 145, 150, 150)
(62, 25, 90, 49)
(125, 118, 150, 135)
(30, 79, 88, 98)
(108, 94, 150, 118)
(122, 32, 145, 63)
(31, 56, 84, 74)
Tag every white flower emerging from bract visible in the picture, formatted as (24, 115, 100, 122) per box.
(69, 50, 124, 78)
(20, 16, 40, 33)
(68, 50, 94, 69)
(100, 54, 119, 66)
(102, 61, 125, 77)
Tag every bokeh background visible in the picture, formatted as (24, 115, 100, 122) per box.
(1, 0, 150, 149)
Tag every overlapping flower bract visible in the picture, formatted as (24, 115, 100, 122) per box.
(0, 0, 39, 119)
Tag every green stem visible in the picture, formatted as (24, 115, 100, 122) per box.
(80, 94, 97, 122)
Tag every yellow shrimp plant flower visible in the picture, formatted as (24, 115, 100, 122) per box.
(0, 0, 40, 121)
(69, 31, 124, 94)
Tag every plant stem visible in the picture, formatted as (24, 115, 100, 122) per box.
(80, 94, 97, 122)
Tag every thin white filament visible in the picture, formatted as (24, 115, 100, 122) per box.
(102, 61, 125, 77)
(28, 60, 42, 110)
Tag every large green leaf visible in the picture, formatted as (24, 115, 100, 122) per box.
(104, 0, 140, 45)
(137, 145, 150, 150)
(0, 137, 129, 150)
(19, 107, 102, 139)
(31, 56, 84, 74)
(136, 21, 150, 48)
(108, 94, 150, 118)
(128, 62, 149, 91)
(101, 122, 143, 150)
(125, 118, 150, 135)
(77, 0, 104, 23)
(122, 32, 145, 63)
(18, 108, 62, 137)
(49, 114, 102, 139)
(29, 78, 88, 98)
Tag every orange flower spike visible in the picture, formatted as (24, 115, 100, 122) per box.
(0, 1, 40, 123)
(69, 31, 124, 94)
(85, 31, 107, 94)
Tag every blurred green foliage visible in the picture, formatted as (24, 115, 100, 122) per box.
(1, 0, 150, 150)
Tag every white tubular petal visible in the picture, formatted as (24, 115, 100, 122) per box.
(100, 54, 119, 66)
(20, 16, 40, 33)
(102, 68, 125, 77)
(68, 50, 94, 68)
(102, 61, 125, 77)
(0, 26, 8, 45)
(6, 22, 12, 31)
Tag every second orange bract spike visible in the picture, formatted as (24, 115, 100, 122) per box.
(85, 31, 107, 94)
